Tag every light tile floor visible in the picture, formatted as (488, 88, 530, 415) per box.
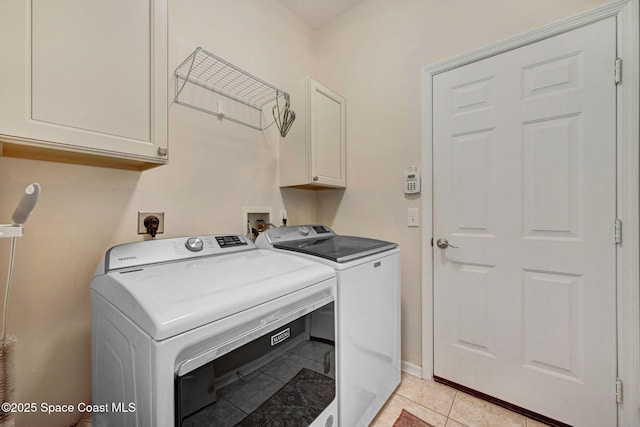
(370, 373, 552, 427)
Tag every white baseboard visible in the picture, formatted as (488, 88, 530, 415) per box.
(401, 360, 422, 378)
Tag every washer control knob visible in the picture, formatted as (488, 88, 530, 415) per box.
(185, 237, 204, 252)
(298, 226, 310, 236)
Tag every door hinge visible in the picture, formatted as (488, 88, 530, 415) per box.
(615, 58, 622, 85)
(616, 377, 623, 404)
(614, 218, 622, 244)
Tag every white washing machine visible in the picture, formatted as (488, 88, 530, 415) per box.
(91, 234, 338, 427)
(256, 225, 401, 427)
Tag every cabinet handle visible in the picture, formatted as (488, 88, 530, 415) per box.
(313, 176, 319, 181)
(157, 147, 168, 157)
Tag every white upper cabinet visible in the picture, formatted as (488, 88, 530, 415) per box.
(0, 0, 168, 170)
(280, 77, 346, 189)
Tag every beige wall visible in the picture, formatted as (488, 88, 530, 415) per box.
(0, 0, 612, 425)
(311, 0, 612, 369)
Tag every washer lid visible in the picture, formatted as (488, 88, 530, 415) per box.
(91, 242, 335, 341)
(273, 235, 397, 263)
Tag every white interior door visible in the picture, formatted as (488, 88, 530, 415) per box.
(433, 17, 617, 427)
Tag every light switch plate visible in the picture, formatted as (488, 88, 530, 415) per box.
(408, 208, 420, 227)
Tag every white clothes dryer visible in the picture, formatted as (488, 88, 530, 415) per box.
(91, 234, 338, 427)
(256, 225, 401, 427)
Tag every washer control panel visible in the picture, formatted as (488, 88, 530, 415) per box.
(215, 235, 247, 247)
(185, 237, 204, 252)
(105, 234, 253, 272)
(258, 224, 336, 245)
(298, 226, 310, 236)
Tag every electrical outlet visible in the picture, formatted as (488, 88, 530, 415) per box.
(408, 208, 420, 227)
(138, 211, 165, 235)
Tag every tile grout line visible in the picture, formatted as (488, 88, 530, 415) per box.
(447, 390, 457, 417)
(393, 388, 463, 426)
(394, 390, 451, 420)
(446, 391, 472, 427)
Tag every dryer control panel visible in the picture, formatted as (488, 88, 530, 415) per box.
(257, 224, 336, 246)
(103, 234, 254, 272)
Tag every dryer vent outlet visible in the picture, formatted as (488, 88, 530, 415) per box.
(138, 211, 165, 236)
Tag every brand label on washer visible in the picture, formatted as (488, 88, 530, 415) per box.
(271, 328, 290, 346)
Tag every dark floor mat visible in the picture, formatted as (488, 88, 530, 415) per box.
(235, 368, 335, 427)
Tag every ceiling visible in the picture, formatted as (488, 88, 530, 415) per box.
(279, 0, 366, 30)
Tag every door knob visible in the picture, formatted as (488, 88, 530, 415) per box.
(436, 238, 458, 249)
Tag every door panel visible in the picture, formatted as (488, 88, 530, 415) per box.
(308, 78, 346, 188)
(433, 17, 617, 427)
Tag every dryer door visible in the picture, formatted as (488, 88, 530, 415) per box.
(175, 301, 336, 427)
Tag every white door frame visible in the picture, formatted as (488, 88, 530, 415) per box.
(420, 1, 639, 425)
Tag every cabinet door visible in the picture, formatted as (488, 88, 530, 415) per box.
(0, 0, 168, 165)
(308, 78, 346, 188)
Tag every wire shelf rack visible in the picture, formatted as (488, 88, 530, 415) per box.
(174, 47, 290, 131)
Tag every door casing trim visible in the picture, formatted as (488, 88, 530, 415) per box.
(420, 1, 639, 425)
